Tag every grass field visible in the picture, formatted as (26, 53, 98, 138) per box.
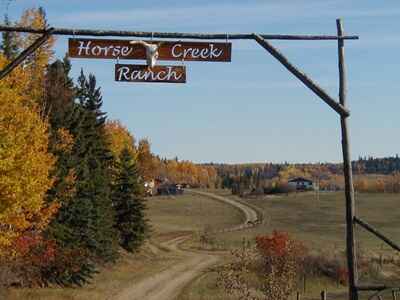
(147, 193, 244, 239)
(209, 190, 400, 253)
(5, 190, 399, 300)
(4, 193, 244, 300)
(180, 189, 400, 300)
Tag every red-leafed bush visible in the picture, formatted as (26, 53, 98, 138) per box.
(14, 234, 56, 265)
(8, 233, 57, 287)
(217, 232, 308, 300)
(4, 233, 94, 287)
(256, 231, 307, 300)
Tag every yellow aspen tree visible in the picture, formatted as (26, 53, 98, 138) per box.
(104, 120, 136, 160)
(17, 8, 55, 106)
(137, 139, 156, 181)
(0, 55, 56, 255)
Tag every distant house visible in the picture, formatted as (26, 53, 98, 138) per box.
(288, 177, 314, 191)
(157, 183, 184, 196)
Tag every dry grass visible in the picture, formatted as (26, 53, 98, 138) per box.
(147, 193, 244, 240)
(210, 190, 400, 253)
(181, 189, 400, 300)
(4, 247, 178, 300)
(5, 192, 244, 300)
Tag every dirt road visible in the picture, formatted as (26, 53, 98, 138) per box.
(189, 190, 259, 230)
(114, 191, 259, 300)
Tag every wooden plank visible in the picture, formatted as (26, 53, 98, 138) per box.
(0, 25, 360, 40)
(69, 38, 231, 62)
(115, 64, 186, 83)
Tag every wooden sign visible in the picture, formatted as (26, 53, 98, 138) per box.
(69, 38, 231, 62)
(115, 64, 186, 83)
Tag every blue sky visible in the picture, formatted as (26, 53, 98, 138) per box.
(3, 1, 400, 163)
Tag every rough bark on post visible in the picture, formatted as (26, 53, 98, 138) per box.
(337, 18, 358, 300)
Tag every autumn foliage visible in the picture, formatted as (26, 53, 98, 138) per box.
(105, 120, 136, 159)
(218, 232, 307, 300)
(0, 55, 56, 253)
(256, 231, 307, 300)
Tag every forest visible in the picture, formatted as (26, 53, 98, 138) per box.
(0, 8, 217, 288)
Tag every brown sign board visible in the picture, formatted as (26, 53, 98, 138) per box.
(69, 38, 231, 62)
(115, 64, 186, 84)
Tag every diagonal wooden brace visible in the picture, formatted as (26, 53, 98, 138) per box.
(0, 27, 54, 80)
(252, 33, 350, 117)
(354, 216, 400, 252)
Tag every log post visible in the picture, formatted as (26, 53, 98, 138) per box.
(337, 19, 358, 300)
(321, 290, 327, 300)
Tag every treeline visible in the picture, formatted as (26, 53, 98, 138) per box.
(213, 163, 336, 191)
(212, 155, 400, 195)
(352, 155, 400, 174)
(106, 121, 218, 188)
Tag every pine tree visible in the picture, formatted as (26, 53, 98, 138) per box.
(1, 14, 19, 59)
(112, 148, 148, 252)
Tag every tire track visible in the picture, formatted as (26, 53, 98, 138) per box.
(114, 190, 260, 300)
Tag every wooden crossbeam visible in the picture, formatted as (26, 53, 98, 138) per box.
(0, 25, 359, 40)
(253, 33, 350, 117)
(0, 27, 54, 80)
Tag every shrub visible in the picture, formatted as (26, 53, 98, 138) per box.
(256, 231, 307, 300)
(216, 243, 259, 300)
(302, 254, 348, 286)
(199, 226, 217, 248)
(6, 233, 57, 287)
(217, 232, 307, 300)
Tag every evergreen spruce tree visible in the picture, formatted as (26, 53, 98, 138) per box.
(44, 67, 118, 286)
(73, 70, 119, 262)
(112, 148, 148, 252)
(1, 14, 19, 59)
(43, 59, 97, 286)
